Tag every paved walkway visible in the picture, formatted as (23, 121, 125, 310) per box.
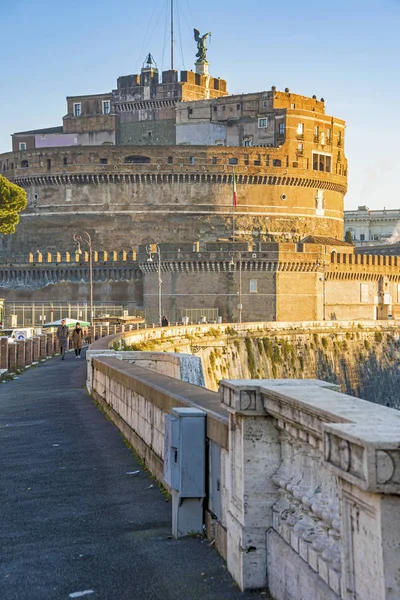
(0, 351, 268, 600)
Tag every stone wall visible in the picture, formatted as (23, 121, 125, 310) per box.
(0, 144, 346, 255)
(88, 324, 400, 598)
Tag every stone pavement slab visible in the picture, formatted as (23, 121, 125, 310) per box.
(0, 351, 269, 600)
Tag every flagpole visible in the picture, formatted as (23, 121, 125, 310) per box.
(232, 167, 236, 241)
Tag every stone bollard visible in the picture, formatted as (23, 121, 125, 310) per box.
(0, 337, 8, 371)
(46, 333, 54, 357)
(87, 327, 94, 345)
(16, 340, 26, 370)
(8, 343, 17, 373)
(25, 339, 33, 366)
(39, 335, 47, 360)
(32, 337, 40, 362)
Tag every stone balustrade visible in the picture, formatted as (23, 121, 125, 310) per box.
(88, 320, 400, 599)
(220, 379, 400, 598)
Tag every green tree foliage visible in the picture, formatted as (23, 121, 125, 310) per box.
(0, 175, 27, 234)
(344, 230, 354, 244)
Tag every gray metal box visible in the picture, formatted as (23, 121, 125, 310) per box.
(164, 407, 206, 497)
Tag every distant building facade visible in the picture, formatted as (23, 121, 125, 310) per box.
(344, 206, 400, 244)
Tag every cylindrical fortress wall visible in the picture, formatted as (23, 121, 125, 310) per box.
(0, 145, 347, 254)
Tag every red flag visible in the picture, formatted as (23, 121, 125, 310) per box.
(232, 170, 237, 207)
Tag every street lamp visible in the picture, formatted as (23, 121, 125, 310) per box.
(229, 251, 243, 323)
(315, 259, 326, 321)
(73, 231, 94, 324)
(147, 243, 162, 326)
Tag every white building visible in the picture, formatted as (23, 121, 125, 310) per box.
(344, 205, 400, 244)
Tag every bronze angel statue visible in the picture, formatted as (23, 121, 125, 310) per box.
(194, 29, 211, 62)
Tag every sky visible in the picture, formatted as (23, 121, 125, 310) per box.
(1, 0, 399, 210)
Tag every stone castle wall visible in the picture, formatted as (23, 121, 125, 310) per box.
(1, 145, 346, 255)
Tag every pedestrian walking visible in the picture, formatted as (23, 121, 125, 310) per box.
(72, 322, 84, 359)
(56, 319, 70, 360)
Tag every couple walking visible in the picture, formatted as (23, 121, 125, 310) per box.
(56, 320, 84, 360)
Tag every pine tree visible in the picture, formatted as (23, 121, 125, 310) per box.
(0, 175, 27, 234)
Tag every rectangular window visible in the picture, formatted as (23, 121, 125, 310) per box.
(63, 157, 68, 166)
(279, 122, 285, 136)
(266, 154, 270, 166)
(254, 154, 261, 166)
(312, 153, 332, 173)
(236, 104, 240, 110)
(167, 156, 173, 164)
(213, 106, 217, 112)
(100, 158, 108, 165)
(244, 139, 252, 147)
(290, 103, 296, 109)
(244, 154, 249, 165)
(102, 100, 111, 115)
(273, 159, 282, 167)
(360, 233, 365, 241)
(19, 142, 27, 151)
(222, 105, 226, 112)
(189, 156, 195, 164)
(297, 143, 304, 154)
(229, 157, 238, 165)
(263, 101, 268, 108)
(212, 157, 217, 164)
(250, 280, 258, 293)
(314, 125, 319, 141)
(327, 128, 331, 142)
(338, 131, 342, 146)
(297, 123, 304, 136)
(258, 117, 268, 128)
(74, 103, 81, 117)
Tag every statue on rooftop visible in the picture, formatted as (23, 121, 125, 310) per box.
(194, 29, 211, 63)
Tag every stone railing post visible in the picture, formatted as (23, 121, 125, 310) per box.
(324, 423, 400, 599)
(16, 340, 26, 370)
(220, 380, 281, 590)
(0, 337, 9, 370)
(32, 337, 40, 362)
(8, 343, 17, 373)
(46, 333, 54, 357)
(39, 335, 47, 360)
(25, 339, 33, 366)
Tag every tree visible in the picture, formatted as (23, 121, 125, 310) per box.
(345, 230, 354, 245)
(0, 175, 27, 234)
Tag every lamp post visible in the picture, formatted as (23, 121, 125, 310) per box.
(73, 231, 93, 324)
(229, 251, 243, 323)
(147, 243, 162, 326)
(315, 259, 326, 321)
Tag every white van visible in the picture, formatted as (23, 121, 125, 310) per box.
(0, 328, 35, 343)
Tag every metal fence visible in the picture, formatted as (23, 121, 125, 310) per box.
(144, 307, 220, 325)
(3, 302, 143, 328)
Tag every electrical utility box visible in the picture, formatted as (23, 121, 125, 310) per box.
(164, 407, 206, 538)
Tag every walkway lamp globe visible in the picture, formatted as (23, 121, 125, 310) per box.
(73, 231, 94, 325)
(146, 243, 162, 326)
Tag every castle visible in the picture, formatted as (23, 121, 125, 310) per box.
(0, 39, 347, 257)
(5, 36, 396, 325)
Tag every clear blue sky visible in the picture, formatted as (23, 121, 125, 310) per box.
(1, 0, 399, 210)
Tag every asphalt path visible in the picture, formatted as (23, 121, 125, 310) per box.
(0, 350, 268, 600)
